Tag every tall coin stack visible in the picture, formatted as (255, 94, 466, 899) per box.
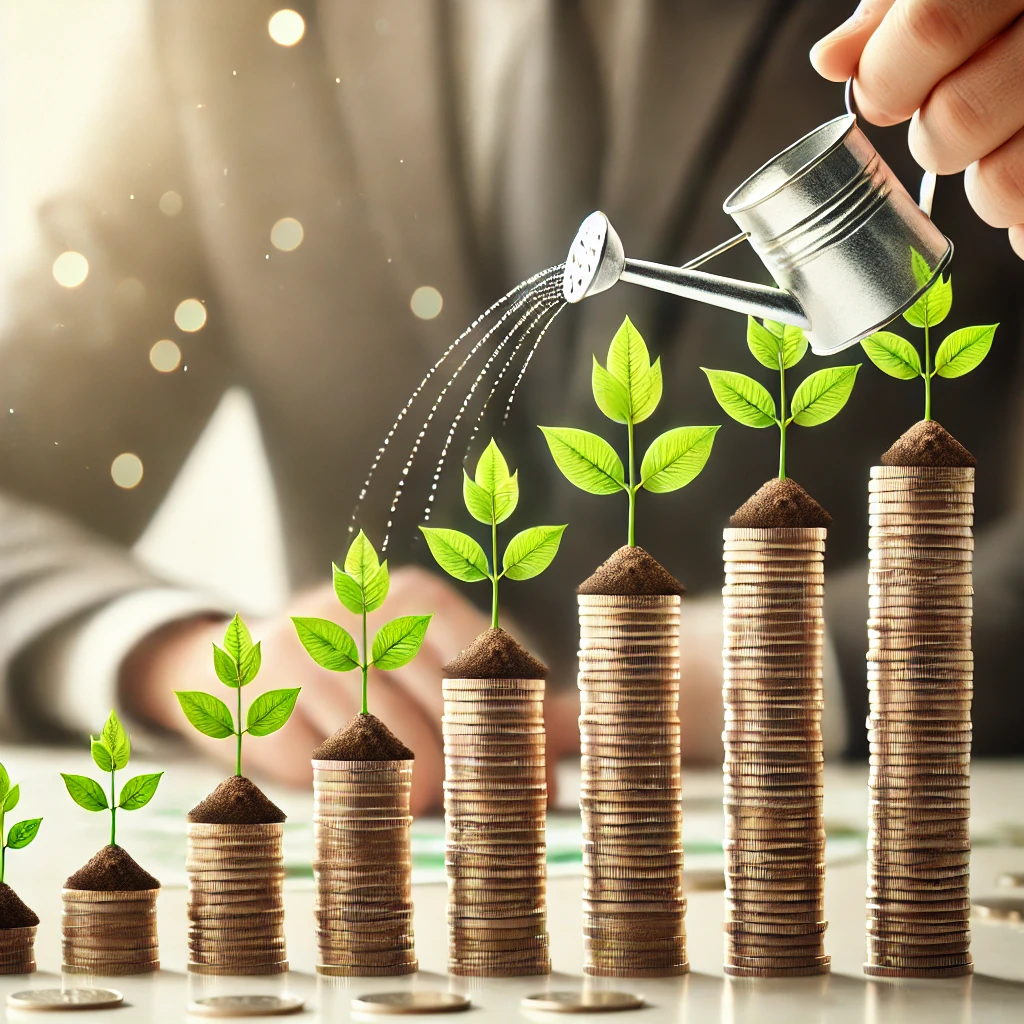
(577, 593, 688, 978)
(443, 675, 550, 976)
(312, 758, 416, 976)
(186, 823, 287, 975)
(62, 889, 159, 975)
(865, 465, 974, 979)
(721, 527, 829, 978)
(0, 927, 36, 974)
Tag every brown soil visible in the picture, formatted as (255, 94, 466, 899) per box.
(881, 420, 976, 467)
(730, 478, 832, 528)
(443, 628, 548, 680)
(314, 712, 414, 760)
(64, 845, 160, 891)
(0, 884, 39, 928)
(577, 545, 684, 596)
(187, 775, 286, 825)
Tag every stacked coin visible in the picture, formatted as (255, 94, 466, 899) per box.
(577, 593, 688, 978)
(722, 528, 829, 978)
(186, 823, 287, 975)
(0, 927, 36, 974)
(313, 759, 416, 976)
(62, 889, 159, 975)
(443, 675, 550, 976)
(865, 465, 973, 979)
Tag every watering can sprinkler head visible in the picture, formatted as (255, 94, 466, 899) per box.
(563, 212, 625, 304)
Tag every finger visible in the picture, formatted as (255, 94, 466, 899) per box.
(1010, 223, 1024, 260)
(909, 14, 1024, 173)
(810, 0, 896, 82)
(376, 650, 446, 723)
(964, 123, 1024, 228)
(856, 0, 1024, 126)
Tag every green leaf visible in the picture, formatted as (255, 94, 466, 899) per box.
(174, 691, 236, 739)
(101, 709, 130, 770)
(790, 365, 861, 426)
(591, 356, 631, 423)
(492, 473, 519, 525)
(904, 274, 953, 329)
(3, 784, 19, 813)
(419, 527, 490, 582)
(911, 248, 933, 287)
(640, 426, 720, 494)
(502, 525, 567, 581)
(223, 613, 254, 665)
(0, 763, 9, 805)
(538, 426, 625, 495)
(371, 615, 432, 670)
(213, 644, 240, 688)
(363, 561, 390, 613)
(702, 368, 776, 427)
(782, 325, 809, 369)
(291, 617, 360, 672)
(861, 331, 922, 379)
(464, 470, 518, 525)
(61, 774, 108, 812)
(934, 324, 998, 379)
(118, 773, 162, 811)
(246, 688, 301, 737)
(606, 316, 659, 423)
(90, 740, 113, 773)
(344, 530, 380, 586)
(747, 317, 783, 370)
(238, 641, 262, 686)
(6, 818, 42, 850)
(333, 563, 365, 615)
(474, 438, 511, 494)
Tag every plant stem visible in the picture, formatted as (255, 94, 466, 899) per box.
(627, 418, 636, 547)
(778, 360, 788, 480)
(110, 769, 117, 847)
(1, 808, 5, 884)
(491, 516, 500, 630)
(236, 681, 243, 777)
(361, 602, 369, 715)
(924, 321, 932, 420)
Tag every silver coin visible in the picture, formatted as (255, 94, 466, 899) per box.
(187, 995, 304, 1017)
(350, 991, 471, 1014)
(6, 987, 124, 1011)
(521, 991, 645, 1012)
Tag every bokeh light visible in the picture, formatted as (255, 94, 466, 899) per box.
(410, 286, 443, 320)
(269, 9, 305, 46)
(159, 191, 183, 216)
(270, 217, 304, 252)
(149, 339, 182, 372)
(52, 251, 89, 288)
(174, 298, 207, 332)
(111, 453, 144, 489)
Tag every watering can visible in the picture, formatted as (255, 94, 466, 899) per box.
(562, 86, 951, 356)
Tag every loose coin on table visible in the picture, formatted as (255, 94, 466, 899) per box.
(971, 898, 1024, 924)
(521, 991, 645, 1013)
(6, 987, 124, 1012)
(351, 992, 471, 1015)
(187, 994, 304, 1017)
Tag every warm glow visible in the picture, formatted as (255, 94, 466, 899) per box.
(174, 298, 207, 332)
(159, 190, 183, 216)
(269, 9, 305, 46)
(52, 251, 89, 288)
(111, 453, 144, 489)
(150, 339, 181, 372)
(411, 286, 443, 320)
(270, 217, 304, 252)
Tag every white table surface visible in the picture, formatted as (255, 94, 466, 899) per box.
(0, 748, 1021, 1022)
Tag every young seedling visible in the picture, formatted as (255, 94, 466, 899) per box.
(0, 763, 42, 886)
(419, 440, 566, 628)
(860, 253, 998, 419)
(176, 615, 300, 776)
(540, 316, 719, 546)
(292, 531, 432, 712)
(703, 319, 860, 477)
(61, 710, 162, 848)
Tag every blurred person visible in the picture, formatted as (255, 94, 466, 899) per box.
(0, 1, 1021, 814)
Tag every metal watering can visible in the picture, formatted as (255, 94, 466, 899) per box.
(562, 86, 951, 356)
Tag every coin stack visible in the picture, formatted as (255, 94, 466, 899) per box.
(443, 675, 550, 976)
(0, 927, 36, 974)
(312, 758, 416, 976)
(577, 593, 688, 978)
(62, 889, 159, 975)
(186, 823, 287, 975)
(865, 465, 974, 979)
(721, 527, 829, 978)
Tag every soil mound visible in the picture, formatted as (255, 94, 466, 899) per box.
(187, 775, 285, 825)
(443, 628, 548, 680)
(64, 845, 160, 891)
(730, 478, 832, 528)
(577, 545, 684, 596)
(881, 420, 976, 467)
(314, 712, 414, 760)
(0, 883, 39, 927)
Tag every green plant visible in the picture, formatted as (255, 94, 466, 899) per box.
(176, 615, 300, 776)
(292, 531, 432, 714)
(860, 253, 998, 420)
(540, 316, 719, 546)
(420, 439, 566, 628)
(61, 710, 161, 848)
(0, 762, 42, 885)
(703, 319, 860, 479)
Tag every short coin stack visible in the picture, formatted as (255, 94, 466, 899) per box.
(577, 593, 688, 978)
(865, 465, 974, 979)
(443, 675, 550, 976)
(722, 527, 829, 978)
(186, 823, 287, 975)
(62, 889, 159, 975)
(312, 758, 416, 976)
(0, 927, 36, 974)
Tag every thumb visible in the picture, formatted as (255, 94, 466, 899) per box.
(809, 0, 896, 82)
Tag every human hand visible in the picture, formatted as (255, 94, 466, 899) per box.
(810, 0, 1024, 259)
